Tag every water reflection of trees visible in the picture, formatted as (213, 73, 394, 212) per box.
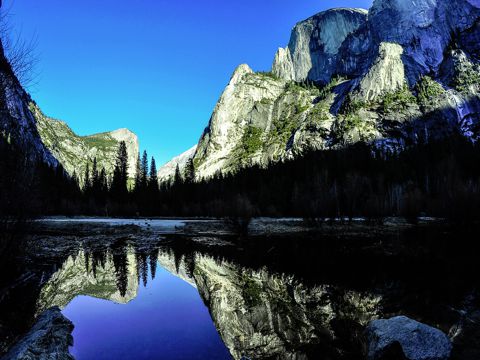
(81, 239, 163, 297)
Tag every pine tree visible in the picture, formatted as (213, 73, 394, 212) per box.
(84, 163, 90, 192)
(72, 170, 79, 188)
(118, 142, 129, 182)
(92, 157, 99, 189)
(99, 168, 107, 193)
(185, 158, 195, 183)
(141, 150, 148, 189)
(174, 164, 182, 186)
(110, 141, 129, 200)
(149, 157, 159, 193)
(134, 153, 141, 193)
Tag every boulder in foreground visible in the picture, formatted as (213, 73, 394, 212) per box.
(366, 316, 452, 360)
(1, 307, 74, 360)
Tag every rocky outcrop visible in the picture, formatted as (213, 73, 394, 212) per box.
(157, 145, 197, 183)
(273, 8, 368, 83)
(0, 43, 58, 167)
(366, 316, 452, 360)
(31, 104, 139, 182)
(0, 307, 74, 360)
(351, 42, 406, 102)
(163, 0, 480, 180)
(194, 65, 290, 178)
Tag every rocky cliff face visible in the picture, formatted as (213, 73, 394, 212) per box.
(0, 42, 58, 167)
(0, 37, 139, 183)
(157, 145, 197, 183)
(32, 104, 139, 182)
(273, 8, 368, 83)
(162, 0, 480, 180)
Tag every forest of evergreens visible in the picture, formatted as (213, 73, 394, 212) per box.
(2, 133, 480, 223)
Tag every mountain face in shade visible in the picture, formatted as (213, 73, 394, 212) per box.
(159, 0, 480, 181)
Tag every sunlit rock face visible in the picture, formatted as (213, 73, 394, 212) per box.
(31, 104, 139, 182)
(352, 42, 406, 102)
(37, 250, 139, 314)
(193, 65, 294, 179)
(164, 0, 480, 180)
(157, 145, 197, 184)
(273, 8, 368, 83)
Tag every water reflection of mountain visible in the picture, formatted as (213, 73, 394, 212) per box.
(159, 249, 382, 360)
(1, 224, 479, 359)
(31, 240, 384, 359)
(37, 250, 139, 313)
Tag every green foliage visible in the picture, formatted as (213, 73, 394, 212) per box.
(317, 75, 346, 100)
(309, 101, 331, 123)
(341, 114, 363, 133)
(295, 103, 310, 114)
(256, 71, 279, 80)
(453, 64, 480, 94)
(381, 84, 417, 113)
(416, 76, 445, 108)
(343, 98, 369, 115)
(271, 108, 298, 145)
(242, 126, 263, 155)
(242, 277, 262, 307)
(285, 81, 305, 93)
(259, 97, 273, 105)
(82, 135, 117, 150)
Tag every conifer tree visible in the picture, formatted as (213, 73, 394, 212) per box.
(149, 157, 159, 193)
(92, 157, 98, 189)
(134, 153, 141, 193)
(141, 150, 148, 190)
(185, 158, 195, 183)
(72, 170, 79, 188)
(173, 164, 182, 186)
(110, 141, 129, 200)
(84, 163, 90, 192)
(99, 168, 107, 192)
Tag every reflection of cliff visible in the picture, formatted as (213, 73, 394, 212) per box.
(37, 249, 139, 313)
(158, 249, 382, 360)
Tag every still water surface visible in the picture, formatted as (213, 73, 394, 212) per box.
(63, 263, 231, 359)
(1, 220, 478, 359)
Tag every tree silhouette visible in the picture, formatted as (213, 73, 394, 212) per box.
(110, 141, 129, 202)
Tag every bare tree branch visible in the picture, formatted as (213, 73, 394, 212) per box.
(0, 2, 40, 90)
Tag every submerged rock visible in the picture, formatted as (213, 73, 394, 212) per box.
(1, 307, 74, 360)
(366, 316, 452, 360)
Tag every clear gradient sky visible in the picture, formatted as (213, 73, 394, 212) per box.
(6, 0, 372, 165)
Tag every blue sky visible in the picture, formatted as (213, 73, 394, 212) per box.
(6, 0, 372, 165)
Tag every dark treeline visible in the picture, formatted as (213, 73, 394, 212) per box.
(2, 133, 480, 223)
(159, 136, 480, 223)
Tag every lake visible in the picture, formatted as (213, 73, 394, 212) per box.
(0, 219, 479, 359)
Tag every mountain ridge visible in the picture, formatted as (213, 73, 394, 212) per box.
(158, 0, 480, 181)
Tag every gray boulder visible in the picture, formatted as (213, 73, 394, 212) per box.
(1, 307, 74, 360)
(366, 316, 452, 360)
